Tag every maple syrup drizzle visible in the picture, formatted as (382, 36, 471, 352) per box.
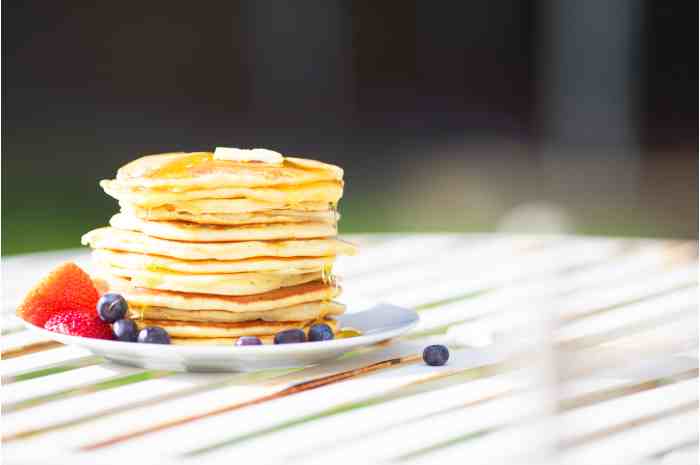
(151, 152, 213, 179)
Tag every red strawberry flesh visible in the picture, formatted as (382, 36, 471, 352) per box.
(17, 262, 99, 327)
(44, 309, 114, 340)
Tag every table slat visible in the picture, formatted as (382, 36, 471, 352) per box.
(1, 235, 696, 465)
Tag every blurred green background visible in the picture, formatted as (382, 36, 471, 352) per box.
(4, 2, 697, 255)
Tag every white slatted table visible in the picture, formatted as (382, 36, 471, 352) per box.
(1, 235, 698, 465)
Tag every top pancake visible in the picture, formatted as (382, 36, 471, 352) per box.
(114, 152, 343, 189)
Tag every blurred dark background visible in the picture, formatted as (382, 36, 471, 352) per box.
(3, 1, 697, 255)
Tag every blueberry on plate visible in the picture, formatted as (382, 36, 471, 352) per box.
(423, 345, 449, 366)
(236, 336, 262, 346)
(112, 319, 138, 342)
(97, 293, 128, 323)
(274, 328, 306, 344)
(308, 323, 334, 342)
(137, 326, 171, 344)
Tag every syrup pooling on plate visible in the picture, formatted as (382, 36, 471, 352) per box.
(336, 328, 362, 339)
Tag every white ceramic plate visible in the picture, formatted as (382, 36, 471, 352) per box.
(23, 304, 419, 372)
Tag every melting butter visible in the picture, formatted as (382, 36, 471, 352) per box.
(214, 147, 283, 164)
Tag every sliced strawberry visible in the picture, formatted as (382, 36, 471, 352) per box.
(17, 262, 99, 327)
(44, 308, 114, 340)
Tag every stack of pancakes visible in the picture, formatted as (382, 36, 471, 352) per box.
(82, 150, 356, 344)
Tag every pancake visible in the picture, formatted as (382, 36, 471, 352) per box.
(110, 213, 337, 242)
(172, 335, 279, 345)
(99, 275, 341, 312)
(135, 317, 339, 338)
(101, 179, 343, 206)
(92, 249, 335, 274)
(114, 152, 343, 189)
(82, 228, 357, 260)
(97, 264, 323, 296)
(82, 149, 353, 347)
(170, 319, 339, 345)
(128, 301, 344, 323)
(122, 198, 331, 215)
(122, 204, 338, 225)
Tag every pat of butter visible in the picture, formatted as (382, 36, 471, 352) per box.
(214, 147, 284, 164)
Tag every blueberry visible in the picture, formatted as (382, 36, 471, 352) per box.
(137, 326, 171, 344)
(274, 328, 306, 344)
(236, 336, 262, 346)
(112, 319, 138, 342)
(308, 323, 334, 342)
(423, 345, 449, 366)
(97, 293, 128, 323)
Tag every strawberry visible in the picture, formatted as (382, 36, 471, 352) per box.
(44, 309, 114, 340)
(17, 262, 100, 327)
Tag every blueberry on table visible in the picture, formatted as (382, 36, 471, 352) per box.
(274, 328, 306, 344)
(423, 345, 449, 366)
(112, 319, 138, 342)
(97, 293, 128, 323)
(137, 326, 171, 344)
(308, 323, 334, 342)
(236, 336, 262, 346)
